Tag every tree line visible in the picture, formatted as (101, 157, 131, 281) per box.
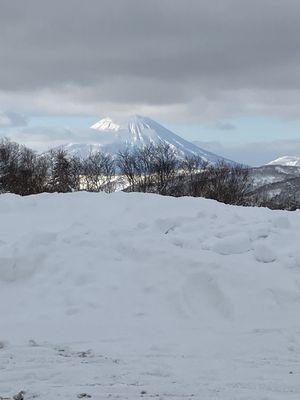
(0, 138, 116, 195)
(5, 137, 295, 209)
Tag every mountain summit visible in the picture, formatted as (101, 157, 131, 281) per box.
(63, 115, 235, 164)
(90, 117, 120, 132)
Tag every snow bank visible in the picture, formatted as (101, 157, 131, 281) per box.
(1, 192, 300, 399)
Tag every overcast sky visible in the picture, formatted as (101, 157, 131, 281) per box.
(1, 0, 300, 165)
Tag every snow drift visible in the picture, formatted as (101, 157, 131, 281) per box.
(1, 192, 300, 399)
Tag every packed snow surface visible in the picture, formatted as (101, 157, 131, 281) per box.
(1, 192, 300, 399)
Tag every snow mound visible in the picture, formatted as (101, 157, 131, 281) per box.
(1, 192, 300, 399)
(212, 232, 252, 255)
(254, 242, 277, 263)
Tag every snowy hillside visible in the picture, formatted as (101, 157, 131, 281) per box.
(58, 115, 235, 164)
(268, 155, 300, 166)
(250, 164, 300, 188)
(1, 192, 300, 399)
(246, 165, 300, 208)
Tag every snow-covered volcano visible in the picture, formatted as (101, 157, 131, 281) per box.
(61, 115, 235, 164)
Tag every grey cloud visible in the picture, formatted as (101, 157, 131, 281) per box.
(0, 111, 27, 127)
(1, 0, 300, 119)
(215, 122, 236, 131)
(0, 125, 109, 152)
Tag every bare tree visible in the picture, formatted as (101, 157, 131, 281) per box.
(14, 146, 40, 195)
(118, 143, 179, 194)
(134, 144, 156, 191)
(151, 143, 178, 195)
(69, 154, 83, 192)
(0, 138, 49, 195)
(195, 162, 251, 205)
(0, 138, 20, 193)
(181, 155, 207, 180)
(32, 155, 50, 193)
(82, 151, 115, 192)
(117, 148, 141, 191)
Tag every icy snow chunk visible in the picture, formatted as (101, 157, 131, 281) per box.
(212, 233, 251, 255)
(254, 243, 277, 263)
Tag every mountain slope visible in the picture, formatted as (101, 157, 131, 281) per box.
(245, 165, 300, 209)
(249, 164, 300, 189)
(267, 155, 300, 166)
(59, 115, 235, 164)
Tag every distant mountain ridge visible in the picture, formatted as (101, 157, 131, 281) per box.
(246, 164, 300, 208)
(267, 155, 300, 167)
(55, 115, 236, 165)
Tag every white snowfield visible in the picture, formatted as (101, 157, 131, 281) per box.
(1, 192, 300, 399)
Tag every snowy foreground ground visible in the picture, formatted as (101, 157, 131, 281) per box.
(1, 192, 300, 399)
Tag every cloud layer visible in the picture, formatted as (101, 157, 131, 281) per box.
(0, 111, 27, 128)
(194, 139, 300, 166)
(1, 0, 300, 120)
